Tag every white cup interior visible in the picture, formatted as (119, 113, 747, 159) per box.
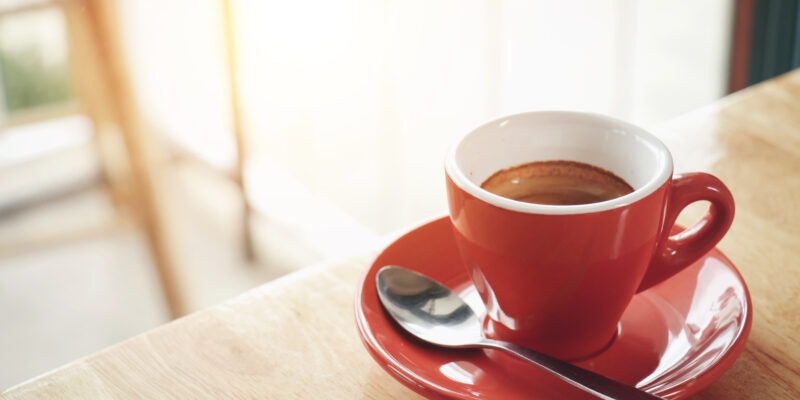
(446, 111, 673, 214)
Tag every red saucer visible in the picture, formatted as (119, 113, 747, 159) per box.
(355, 217, 752, 399)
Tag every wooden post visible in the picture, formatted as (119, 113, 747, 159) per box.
(221, 0, 256, 261)
(62, 0, 189, 318)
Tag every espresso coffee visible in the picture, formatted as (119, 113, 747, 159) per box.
(480, 160, 633, 205)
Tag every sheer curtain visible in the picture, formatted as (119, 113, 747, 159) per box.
(116, 0, 733, 247)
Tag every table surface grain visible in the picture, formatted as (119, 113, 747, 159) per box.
(5, 70, 800, 399)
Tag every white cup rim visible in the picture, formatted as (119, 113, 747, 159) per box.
(445, 111, 674, 215)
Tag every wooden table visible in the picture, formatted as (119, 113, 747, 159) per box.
(4, 71, 800, 399)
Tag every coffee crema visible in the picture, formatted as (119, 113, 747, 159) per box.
(480, 160, 634, 205)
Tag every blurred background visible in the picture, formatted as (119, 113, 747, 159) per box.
(0, 0, 796, 389)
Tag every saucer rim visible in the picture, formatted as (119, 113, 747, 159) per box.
(354, 216, 752, 400)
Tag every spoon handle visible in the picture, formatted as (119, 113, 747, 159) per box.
(480, 339, 662, 400)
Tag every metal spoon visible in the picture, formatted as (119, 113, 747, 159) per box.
(376, 266, 662, 400)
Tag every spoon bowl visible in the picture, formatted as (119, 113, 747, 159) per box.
(375, 265, 483, 347)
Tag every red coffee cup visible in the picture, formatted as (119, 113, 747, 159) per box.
(445, 111, 734, 360)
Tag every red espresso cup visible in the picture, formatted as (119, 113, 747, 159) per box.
(445, 111, 734, 360)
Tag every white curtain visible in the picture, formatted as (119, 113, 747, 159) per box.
(117, 0, 733, 244)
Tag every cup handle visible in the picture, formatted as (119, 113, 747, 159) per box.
(636, 172, 735, 292)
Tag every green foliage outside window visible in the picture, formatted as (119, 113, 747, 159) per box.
(0, 46, 72, 114)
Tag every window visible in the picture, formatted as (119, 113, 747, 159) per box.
(0, 2, 74, 124)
